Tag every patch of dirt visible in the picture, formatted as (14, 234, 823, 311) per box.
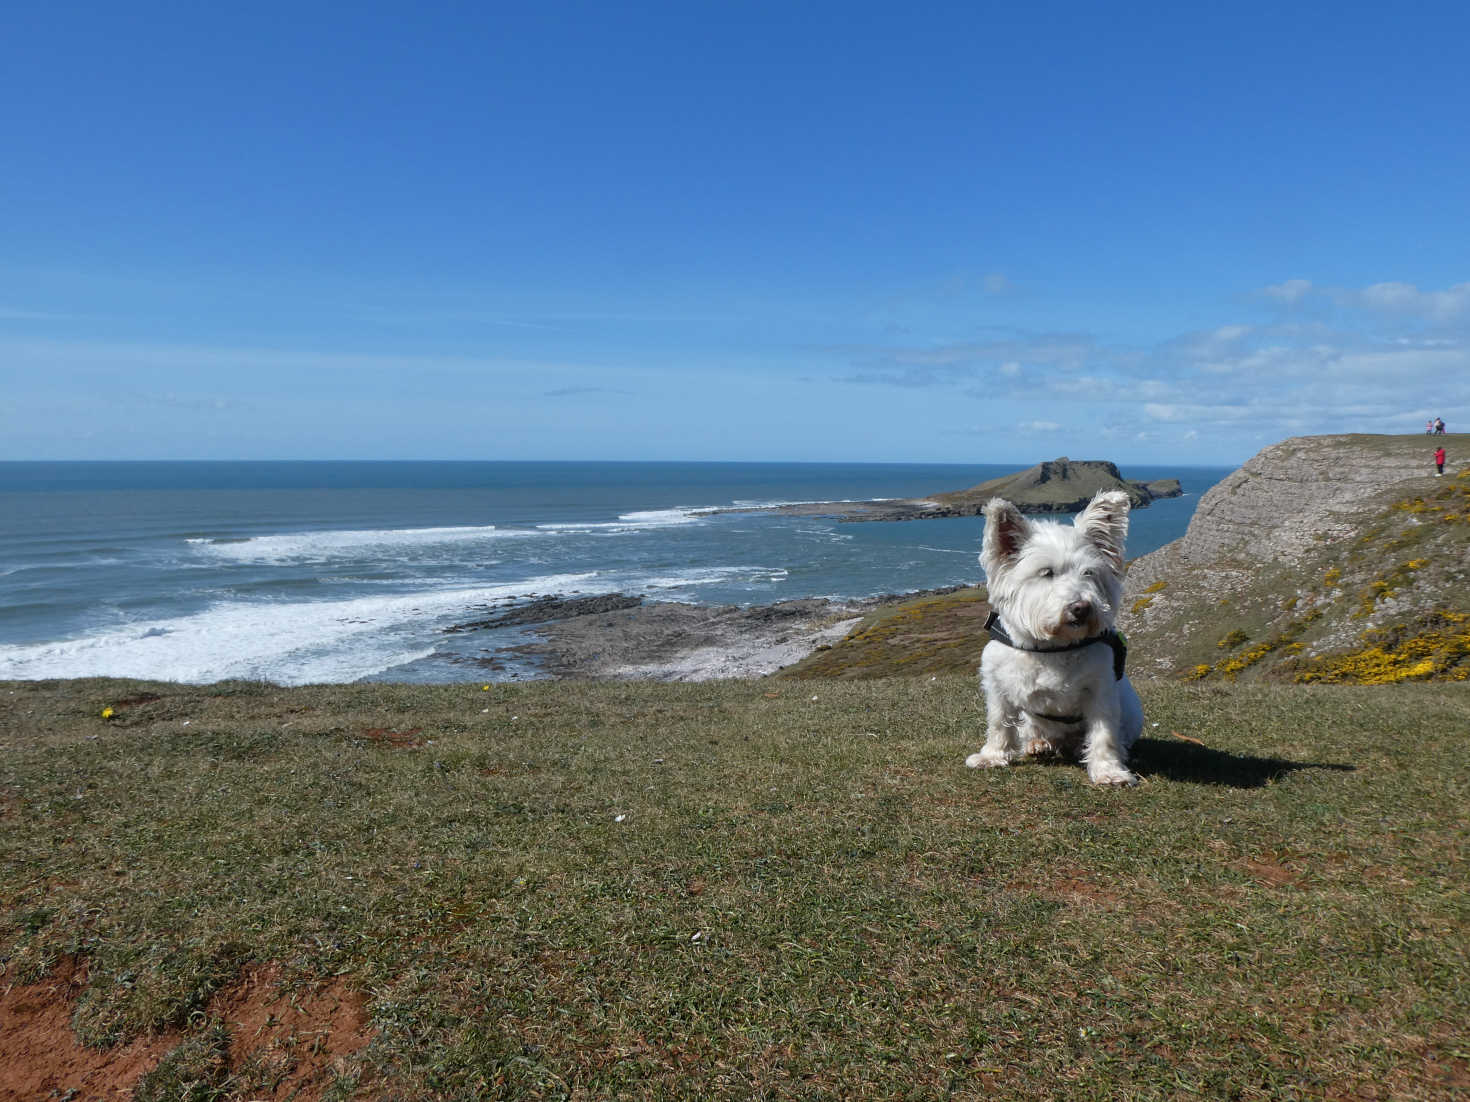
(1241, 856, 1302, 888)
(111, 692, 164, 709)
(216, 963, 373, 1100)
(0, 957, 177, 1101)
(358, 726, 426, 748)
(0, 958, 373, 1102)
(1010, 866, 1125, 909)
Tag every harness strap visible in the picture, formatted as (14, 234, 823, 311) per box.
(1031, 710, 1085, 725)
(984, 610, 1127, 681)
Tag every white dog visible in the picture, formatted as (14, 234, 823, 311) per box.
(965, 490, 1144, 786)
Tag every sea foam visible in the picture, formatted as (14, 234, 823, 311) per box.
(0, 573, 598, 686)
(534, 507, 702, 532)
(188, 525, 520, 563)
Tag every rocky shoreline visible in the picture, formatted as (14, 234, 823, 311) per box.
(442, 589, 965, 682)
(434, 457, 1182, 682)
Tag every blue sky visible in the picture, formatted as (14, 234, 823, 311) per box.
(4, 1, 1469, 465)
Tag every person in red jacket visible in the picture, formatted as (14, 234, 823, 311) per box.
(1434, 444, 1446, 476)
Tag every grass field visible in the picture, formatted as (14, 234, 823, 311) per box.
(3, 676, 1469, 1100)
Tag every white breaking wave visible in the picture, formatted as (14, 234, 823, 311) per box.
(637, 566, 790, 590)
(0, 573, 598, 686)
(187, 525, 522, 563)
(534, 507, 702, 532)
(727, 496, 897, 508)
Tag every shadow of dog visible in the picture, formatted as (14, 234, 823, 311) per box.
(1130, 738, 1356, 789)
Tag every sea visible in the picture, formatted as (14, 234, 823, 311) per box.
(0, 461, 1231, 686)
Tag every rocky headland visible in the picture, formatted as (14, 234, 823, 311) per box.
(1119, 433, 1468, 682)
(702, 457, 1181, 522)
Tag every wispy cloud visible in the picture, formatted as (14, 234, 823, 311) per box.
(1259, 279, 1313, 305)
(835, 331, 1099, 387)
(830, 285, 1470, 453)
(1338, 281, 1470, 322)
(0, 306, 90, 322)
(1255, 278, 1470, 324)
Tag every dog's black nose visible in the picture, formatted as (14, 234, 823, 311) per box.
(1065, 600, 1092, 624)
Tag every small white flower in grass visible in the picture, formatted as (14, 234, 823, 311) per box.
(614, 814, 626, 823)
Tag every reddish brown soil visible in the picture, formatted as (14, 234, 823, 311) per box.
(0, 958, 373, 1101)
(358, 726, 426, 748)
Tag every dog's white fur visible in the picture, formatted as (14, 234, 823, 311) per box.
(965, 490, 1144, 786)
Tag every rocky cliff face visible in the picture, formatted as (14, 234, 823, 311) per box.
(1121, 434, 1468, 683)
(1172, 435, 1439, 564)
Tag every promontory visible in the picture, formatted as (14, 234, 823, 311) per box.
(701, 457, 1182, 522)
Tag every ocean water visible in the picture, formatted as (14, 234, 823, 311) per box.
(0, 461, 1230, 685)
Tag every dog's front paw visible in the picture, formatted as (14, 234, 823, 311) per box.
(1087, 761, 1138, 787)
(966, 747, 1015, 769)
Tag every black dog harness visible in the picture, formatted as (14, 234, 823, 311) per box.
(984, 610, 1127, 680)
(984, 609, 1128, 727)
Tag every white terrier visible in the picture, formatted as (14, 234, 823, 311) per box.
(965, 490, 1144, 786)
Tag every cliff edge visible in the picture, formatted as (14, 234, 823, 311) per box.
(1121, 434, 1469, 682)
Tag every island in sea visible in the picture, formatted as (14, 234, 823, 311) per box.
(700, 457, 1183, 522)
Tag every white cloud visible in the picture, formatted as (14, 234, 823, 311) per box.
(1348, 281, 1470, 322)
(829, 283, 1470, 461)
(1144, 402, 1258, 425)
(1261, 279, 1313, 305)
(1257, 278, 1470, 323)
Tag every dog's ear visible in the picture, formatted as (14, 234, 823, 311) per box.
(1074, 490, 1129, 571)
(981, 498, 1030, 574)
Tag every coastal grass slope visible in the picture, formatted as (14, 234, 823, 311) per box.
(777, 586, 992, 679)
(4, 676, 1468, 1099)
(1122, 453, 1470, 684)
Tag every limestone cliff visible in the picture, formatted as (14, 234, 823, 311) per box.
(1121, 434, 1469, 683)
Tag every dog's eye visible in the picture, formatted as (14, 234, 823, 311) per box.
(1037, 567, 1054, 578)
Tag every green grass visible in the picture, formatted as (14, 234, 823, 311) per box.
(778, 587, 991, 679)
(4, 676, 1469, 1099)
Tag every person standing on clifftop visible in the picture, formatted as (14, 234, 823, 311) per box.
(1435, 417, 1446, 434)
(1434, 444, 1446, 476)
